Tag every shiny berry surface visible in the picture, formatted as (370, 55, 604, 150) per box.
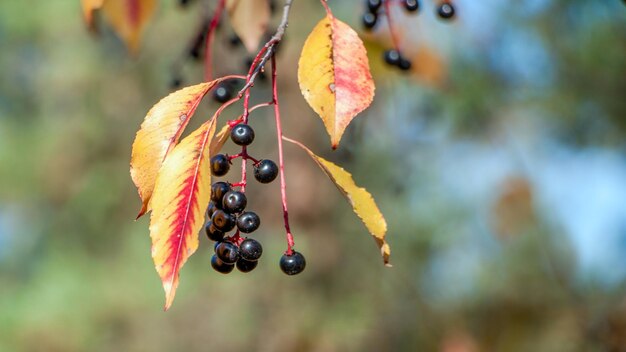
(239, 238, 263, 261)
(230, 124, 255, 146)
(211, 210, 236, 232)
(362, 13, 377, 30)
(404, 0, 419, 12)
(213, 84, 232, 103)
(222, 191, 247, 214)
(204, 222, 224, 242)
(254, 159, 279, 184)
(437, 3, 455, 19)
(279, 251, 306, 275)
(211, 182, 231, 204)
(211, 255, 234, 274)
(236, 258, 258, 273)
(237, 212, 261, 233)
(366, 0, 382, 12)
(216, 242, 240, 264)
(210, 154, 230, 177)
(384, 49, 401, 66)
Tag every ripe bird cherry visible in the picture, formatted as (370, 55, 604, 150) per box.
(362, 13, 377, 30)
(437, 2, 455, 19)
(404, 0, 419, 12)
(222, 191, 247, 214)
(211, 181, 231, 204)
(239, 238, 263, 261)
(279, 251, 306, 275)
(213, 84, 232, 103)
(211, 209, 236, 232)
(236, 258, 258, 273)
(237, 211, 261, 233)
(384, 49, 401, 66)
(211, 255, 234, 274)
(204, 222, 225, 242)
(210, 154, 230, 176)
(230, 124, 255, 146)
(216, 242, 240, 264)
(398, 57, 412, 71)
(254, 159, 278, 184)
(366, 0, 382, 12)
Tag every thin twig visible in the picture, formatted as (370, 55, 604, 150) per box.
(237, 0, 295, 97)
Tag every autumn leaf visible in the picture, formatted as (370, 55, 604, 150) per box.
(149, 117, 217, 310)
(81, 0, 105, 30)
(284, 137, 390, 266)
(130, 80, 223, 219)
(210, 123, 233, 158)
(101, 0, 157, 54)
(226, 0, 270, 53)
(298, 8, 375, 149)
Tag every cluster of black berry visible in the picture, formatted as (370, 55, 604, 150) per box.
(206, 123, 306, 275)
(362, 0, 456, 72)
(206, 181, 263, 273)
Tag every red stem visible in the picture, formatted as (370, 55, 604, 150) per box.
(271, 54, 295, 254)
(204, 0, 226, 81)
(383, 0, 402, 52)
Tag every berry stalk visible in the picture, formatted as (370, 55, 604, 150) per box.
(383, 0, 402, 52)
(270, 54, 295, 255)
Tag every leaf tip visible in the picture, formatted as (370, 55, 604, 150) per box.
(135, 203, 148, 220)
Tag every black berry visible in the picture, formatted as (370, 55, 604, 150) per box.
(236, 258, 258, 273)
(279, 251, 306, 275)
(437, 2, 455, 19)
(211, 255, 234, 274)
(210, 154, 230, 176)
(207, 201, 218, 218)
(239, 238, 263, 261)
(211, 209, 236, 232)
(216, 242, 239, 264)
(237, 212, 261, 233)
(362, 13, 377, 30)
(366, 0, 382, 13)
(230, 124, 255, 146)
(384, 49, 401, 66)
(398, 57, 412, 71)
(254, 159, 278, 184)
(404, 0, 419, 12)
(222, 191, 247, 214)
(213, 84, 232, 103)
(205, 222, 224, 242)
(211, 182, 231, 204)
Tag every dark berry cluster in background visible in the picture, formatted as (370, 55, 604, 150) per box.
(362, 0, 456, 72)
(206, 123, 306, 275)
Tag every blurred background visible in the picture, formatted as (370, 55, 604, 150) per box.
(1, 0, 625, 351)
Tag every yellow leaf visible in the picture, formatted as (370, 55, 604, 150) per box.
(284, 137, 390, 266)
(149, 117, 217, 310)
(101, 0, 156, 54)
(226, 0, 270, 53)
(131, 80, 223, 218)
(298, 12, 375, 149)
(210, 123, 233, 158)
(81, 0, 105, 30)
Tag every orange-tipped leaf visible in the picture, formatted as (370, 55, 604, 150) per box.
(298, 11, 375, 149)
(131, 80, 223, 218)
